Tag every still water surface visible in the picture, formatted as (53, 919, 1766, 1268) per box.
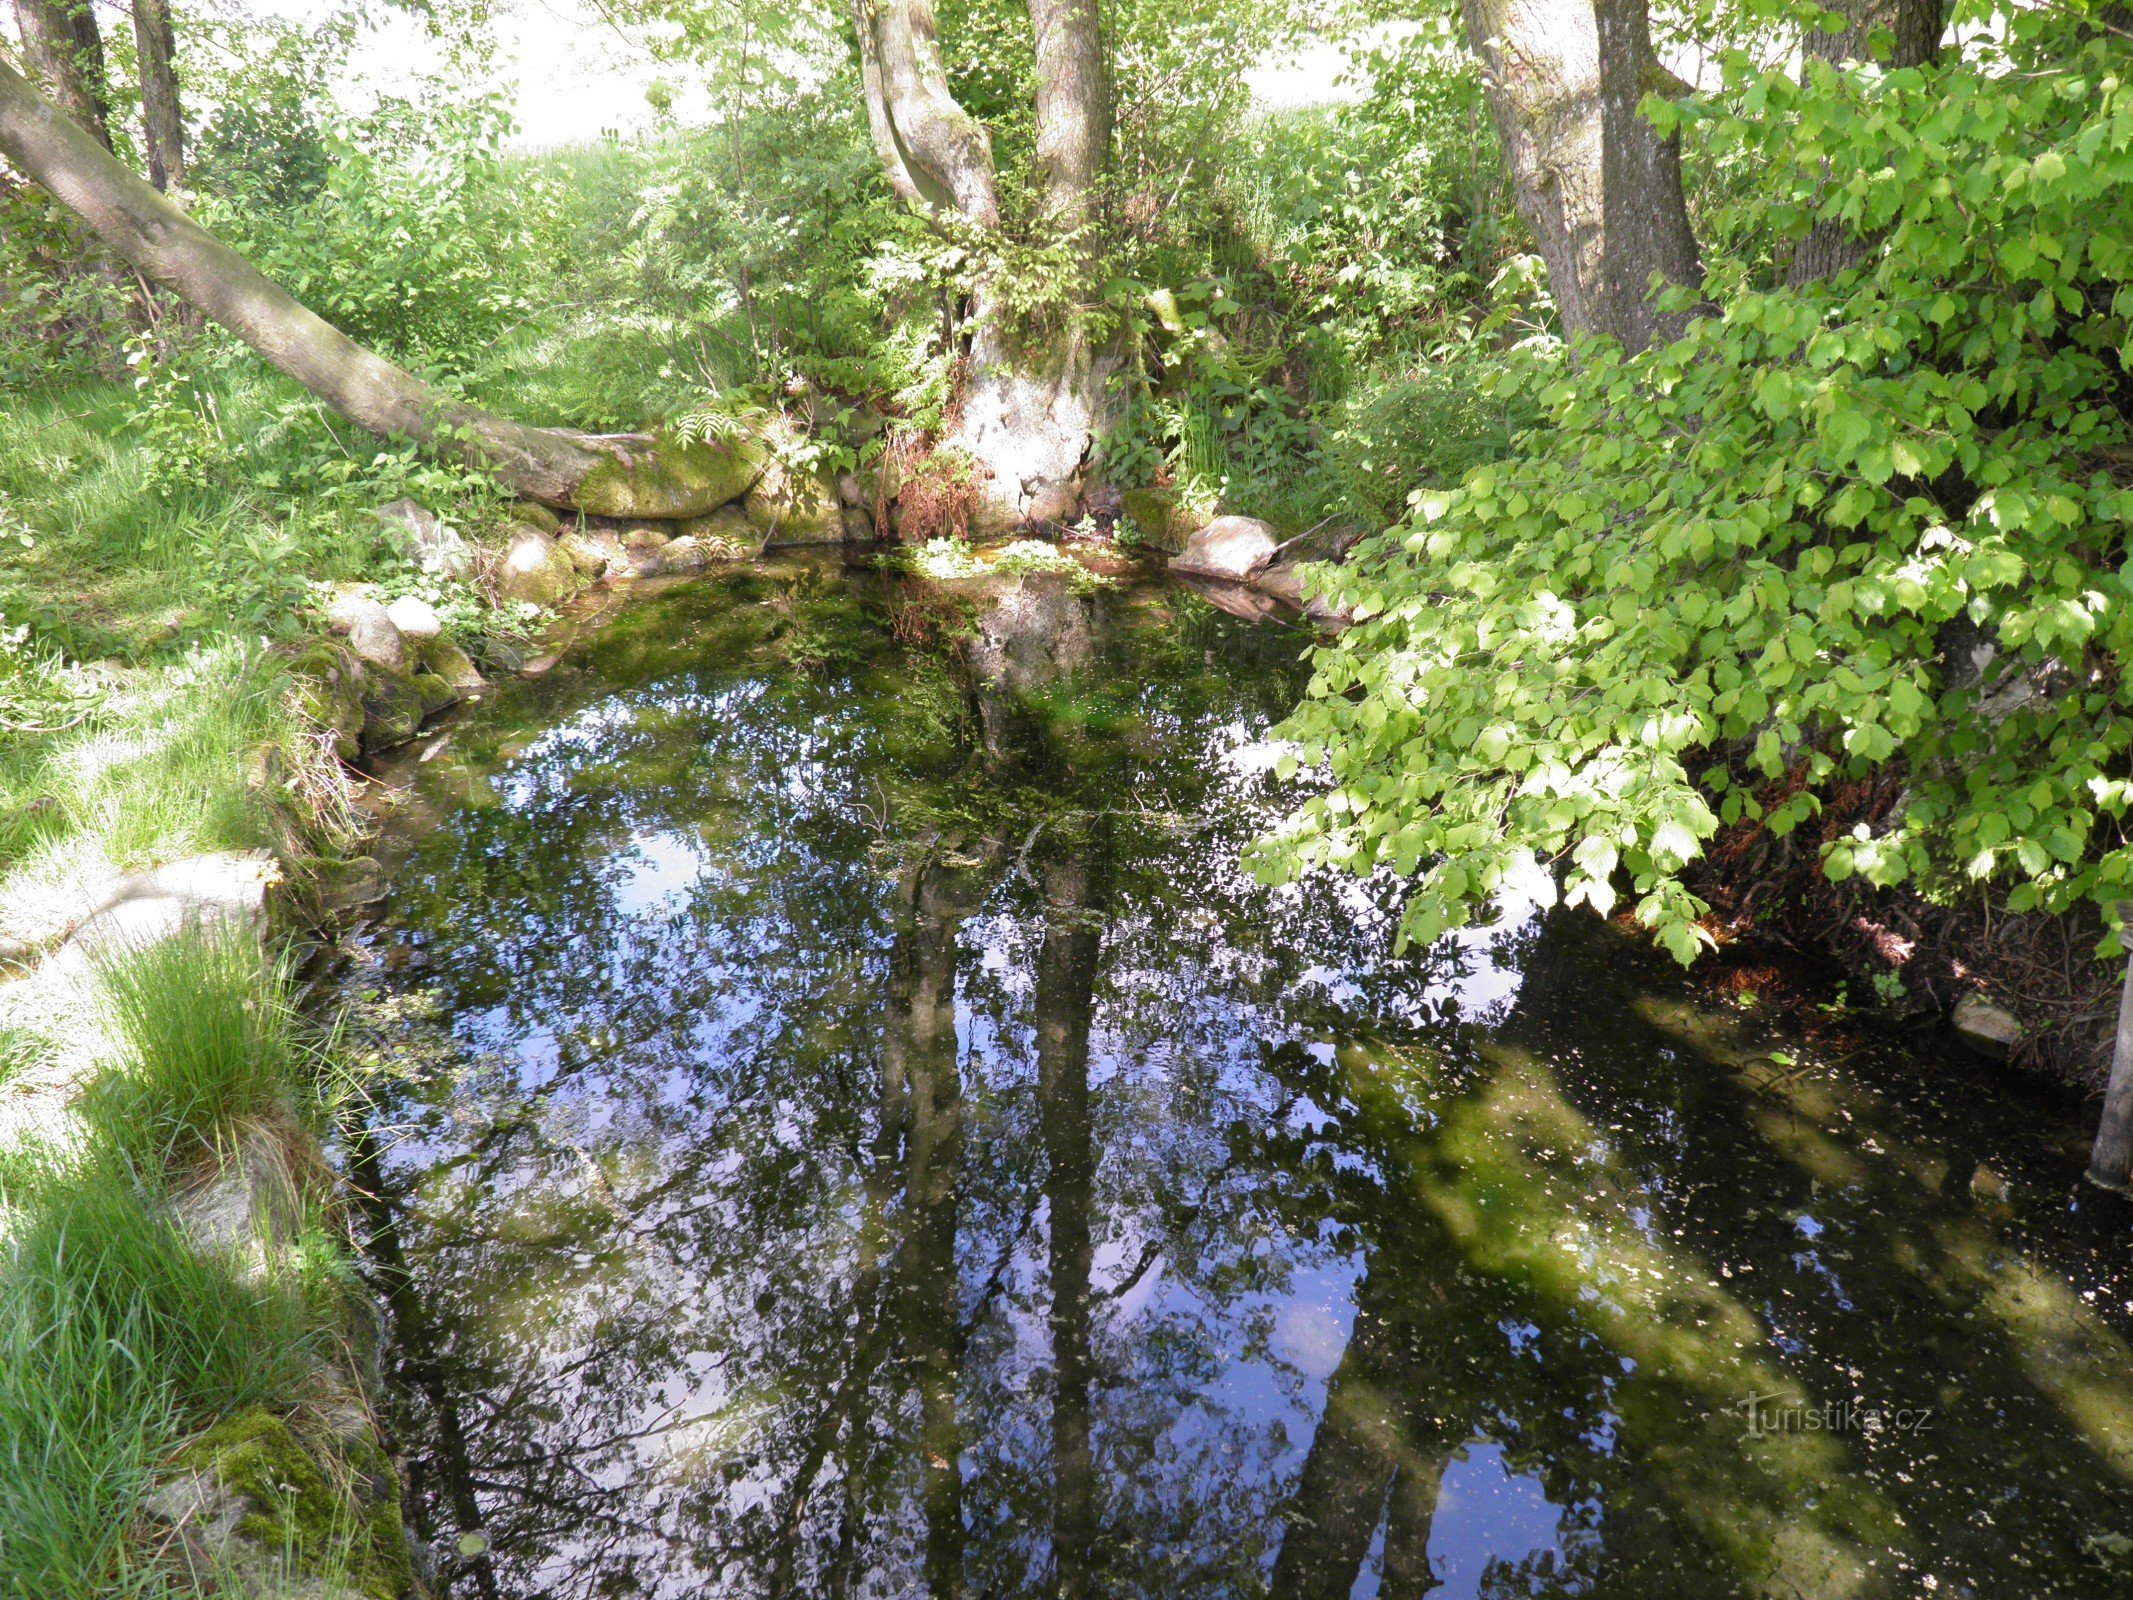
(345, 557, 2133, 1599)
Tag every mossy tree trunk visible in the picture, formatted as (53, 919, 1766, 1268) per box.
(854, 0, 1112, 530)
(0, 55, 756, 517)
(1461, 0, 1700, 353)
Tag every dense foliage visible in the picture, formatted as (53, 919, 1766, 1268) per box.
(1258, 2, 2133, 963)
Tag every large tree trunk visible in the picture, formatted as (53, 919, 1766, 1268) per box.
(854, 0, 1112, 530)
(0, 56, 754, 516)
(1787, 0, 1945, 284)
(1461, 0, 1700, 352)
(130, 0, 182, 193)
(12, 0, 109, 149)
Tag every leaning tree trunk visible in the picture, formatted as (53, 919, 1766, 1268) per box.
(131, 0, 182, 193)
(0, 56, 754, 517)
(855, 0, 1112, 530)
(12, 0, 110, 149)
(1462, 0, 1700, 352)
(1787, 0, 1945, 284)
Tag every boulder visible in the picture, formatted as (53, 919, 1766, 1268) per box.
(47, 851, 280, 977)
(419, 637, 486, 693)
(1120, 487, 1206, 555)
(558, 530, 611, 577)
(282, 637, 368, 761)
(674, 504, 762, 558)
(512, 501, 562, 534)
(345, 608, 407, 675)
(1170, 515, 1280, 581)
(1254, 561, 1353, 628)
(383, 595, 442, 642)
(1952, 993, 2022, 1060)
(410, 671, 460, 718)
(375, 499, 474, 582)
(497, 527, 578, 606)
(622, 523, 673, 554)
(568, 430, 767, 520)
(745, 454, 842, 544)
(655, 535, 710, 574)
(842, 507, 876, 543)
(359, 672, 427, 751)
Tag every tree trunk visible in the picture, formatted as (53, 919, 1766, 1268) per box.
(12, 0, 110, 149)
(1787, 0, 1946, 284)
(0, 56, 755, 516)
(2088, 916, 2133, 1194)
(1461, 0, 1700, 352)
(130, 0, 182, 192)
(853, 0, 1112, 530)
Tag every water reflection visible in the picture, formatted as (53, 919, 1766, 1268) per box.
(346, 560, 2133, 1600)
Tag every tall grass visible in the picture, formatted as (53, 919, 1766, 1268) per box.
(86, 926, 301, 1175)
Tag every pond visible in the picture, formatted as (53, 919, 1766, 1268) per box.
(341, 555, 2133, 1600)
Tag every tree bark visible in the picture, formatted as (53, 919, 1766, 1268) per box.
(12, 0, 110, 149)
(0, 55, 755, 516)
(130, 0, 182, 192)
(1787, 0, 1946, 285)
(1461, 0, 1700, 352)
(853, 0, 1112, 530)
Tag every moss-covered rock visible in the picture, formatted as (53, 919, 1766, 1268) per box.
(496, 527, 579, 606)
(418, 637, 486, 693)
(745, 457, 841, 545)
(511, 501, 561, 534)
(409, 671, 459, 718)
(281, 638, 368, 762)
(1118, 487, 1205, 554)
(570, 431, 767, 520)
(674, 504, 762, 558)
(174, 1407, 416, 1600)
(359, 673, 426, 752)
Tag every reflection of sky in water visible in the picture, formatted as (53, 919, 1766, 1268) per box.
(357, 571, 2133, 1600)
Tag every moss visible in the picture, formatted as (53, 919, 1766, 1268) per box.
(409, 671, 459, 718)
(280, 638, 369, 763)
(359, 674, 427, 752)
(570, 430, 766, 519)
(1119, 487, 1203, 553)
(510, 501, 561, 533)
(178, 1407, 415, 1600)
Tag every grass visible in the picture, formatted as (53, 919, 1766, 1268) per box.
(0, 928, 342, 1599)
(86, 926, 301, 1175)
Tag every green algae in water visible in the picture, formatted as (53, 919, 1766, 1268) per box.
(348, 558, 2133, 1600)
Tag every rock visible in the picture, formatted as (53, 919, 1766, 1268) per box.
(621, 523, 673, 554)
(1952, 993, 2022, 1059)
(512, 501, 562, 534)
(674, 504, 762, 558)
(383, 595, 442, 642)
(1254, 561, 1354, 627)
(842, 506, 876, 543)
(558, 530, 610, 577)
(655, 535, 710, 574)
(48, 851, 280, 976)
(345, 608, 407, 674)
(496, 527, 578, 606)
(419, 637, 486, 693)
(569, 430, 768, 520)
(322, 588, 379, 636)
(837, 471, 866, 508)
(409, 671, 459, 717)
(375, 499, 474, 582)
(281, 637, 368, 761)
(359, 672, 427, 751)
(745, 453, 842, 544)
(1170, 515, 1280, 581)
(1120, 488, 1207, 554)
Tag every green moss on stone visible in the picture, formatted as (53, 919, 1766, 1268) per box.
(1118, 487, 1203, 554)
(178, 1407, 415, 1600)
(359, 673, 426, 752)
(571, 431, 766, 520)
(280, 638, 368, 761)
(409, 671, 459, 718)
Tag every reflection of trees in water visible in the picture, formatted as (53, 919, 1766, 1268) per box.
(360, 567, 2133, 1600)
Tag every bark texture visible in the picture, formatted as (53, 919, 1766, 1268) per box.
(12, 0, 110, 148)
(1787, 0, 1946, 284)
(854, 0, 1112, 529)
(1462, 0, 1700, 352)
(0, 55, 753, 516)
(131, 0, 182, 192)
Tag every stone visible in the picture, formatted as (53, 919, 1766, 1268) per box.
(409, 671, 459, 718)
(621, 523, 673, 554)
(1952, 993, 2022, 1060)
(323, 588, 382, 636)
(569, 430, 768, 520)
(837, 471, 866, 507)
(558, 530, 610, 577)
(674, 504, 761, 558)
(745, 452, 842, 544)
(1254, 562, 1353, 627)
(48, 851, 280, 976)
(359, 672, 427, 751)
(512, 501, 562, 534)
(383, 594, 442, 642)
(1118, 487, 1205, 554)
(281, 637, 368, 761)
(496, 527, 579, 606)
(419, 637, 486, 693)
(655, 535, 710, 574)
(842, 506, 876, 543)
(345, 609, 406, 674)
(375, 499, 473, 582)
(1170, 515, 1280, 581)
